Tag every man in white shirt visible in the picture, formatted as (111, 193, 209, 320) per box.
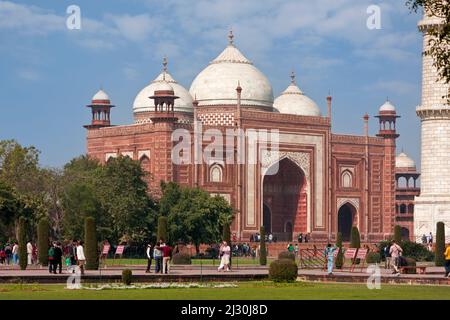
(76, 241, 86, 275)
(26, 241, 33, 265)
(389, 240, 403, 275)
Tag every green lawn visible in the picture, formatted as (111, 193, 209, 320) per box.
(0, 282, 449, 300)
(103, 258, 274, 266)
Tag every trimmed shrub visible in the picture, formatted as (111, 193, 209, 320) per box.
(278, 251, 295, 261)
(37, 218, 49, 266)
(18, 217, 27, 270)
(259, 226, 267, 266)
(366, 252, 381, 264)
(435, 221, 445, 267)
(269, 259, 298, 282)
(172, 253, 192, 265)
(122, 269, 132, 285)
(394, 225, 402, 244)
(350, 227, 361, 264)
(84, 217, 98, 270)
(402, 241, 434, 262)
(402, 257, 417, 274)
(350, 227, 361, 249)
(335, 232, 344, 269)
(157, 216, 168, 243)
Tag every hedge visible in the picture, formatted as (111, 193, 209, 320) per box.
(157, 216, 168, 243)
(335, 232, 344, 269)
(122, 269, 132, 285)
(259, 226, 267, 266)
(269, 259, 298, 282)
(18, 217, 27, 270)
(37, 218, 49, 266)
(84, 217, 98, 270)
(435, 221, 445, 267)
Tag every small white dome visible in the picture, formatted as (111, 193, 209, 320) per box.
(379, 100, 396, 112)
(396, 152, 416, 169)
(92, 89, 110, 102)
(189, 32, 274, 109)
(274, 74, 321, 117)
(133, 70, 193, 113)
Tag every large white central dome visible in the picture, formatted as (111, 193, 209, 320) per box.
(189, 32, 274, 109)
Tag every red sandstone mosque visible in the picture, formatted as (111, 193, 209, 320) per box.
(84, 31, 419, 243)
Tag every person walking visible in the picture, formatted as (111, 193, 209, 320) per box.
(287, 243, 294, 253)
(48, 243, 55, 273)
(218, 241, 231, 272)
(69, 240, 77, 267)
(26, 240, 33, 265)
(12, 242, 19, 265)
(389, 240, 403, 275)
(4, 243, 12, 265)
(444, 243, 450, 278)
(324, 243, 337, 275)
(76, 240, 86, 275)
(153, 240, 163, 273)
(162, 242, 172, 274)
(145, 243, 153, 273)
(52, 242, 63, 274)
(294, 243, 299, 257)
(384, 244, 391, 269)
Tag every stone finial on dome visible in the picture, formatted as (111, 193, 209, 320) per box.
(162, 55, 168, 73)
(228, 29, 234, 46)
(290, 70, 296, 84)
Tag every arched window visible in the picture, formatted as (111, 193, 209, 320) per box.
(341, 170, 353, 188)
(139, 155, 150, 171)
(408, 204, 414, 214)
(210, 164, 223, 182)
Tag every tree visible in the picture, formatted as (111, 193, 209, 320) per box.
(394, 225, 402, 244)
(163, 184, 233, 254)
(37, 218, 49, 266)
(259, 226, 267, 266)
(0, 181, 20, 241)
(435, 221, 445, 266)
(335, 232, 344, 269)
(18, 217, 27, 270)
(406, 0, 450, 102)
(60, 155, 156, 244)
(157, 216, 168, 243)
(85, 217, 98, 270)
(94, 156, 155, 244)
(350, 226, 361, 249)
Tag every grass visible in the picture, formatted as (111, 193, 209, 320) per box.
(0, 282, 449, 300)
(103, 258, 274, 266)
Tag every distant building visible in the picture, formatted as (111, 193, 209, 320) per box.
(83, 31, 419, 243)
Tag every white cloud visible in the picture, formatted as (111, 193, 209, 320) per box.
(0, 1, 64, 34)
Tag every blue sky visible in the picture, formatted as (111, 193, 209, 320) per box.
(0, 0, 424, 168)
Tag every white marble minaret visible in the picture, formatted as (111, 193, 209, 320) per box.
(414, 12, 450, 240)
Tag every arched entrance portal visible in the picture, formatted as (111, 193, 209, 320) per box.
(338, 203, 356, 241)
(263, 157, 307, 242)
